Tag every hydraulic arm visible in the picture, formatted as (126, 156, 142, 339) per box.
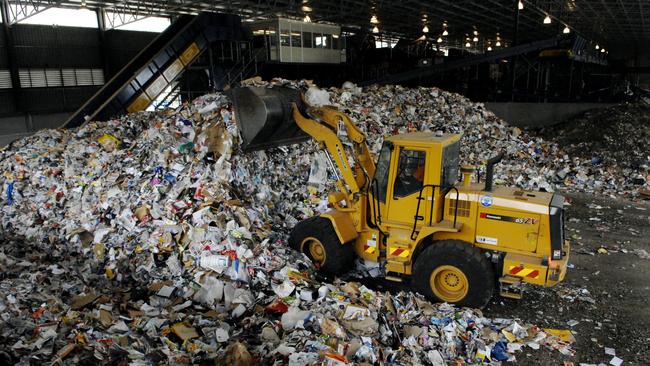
(291, 104, 375, 202)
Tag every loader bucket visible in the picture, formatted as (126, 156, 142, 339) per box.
(227, 86, 309, 151)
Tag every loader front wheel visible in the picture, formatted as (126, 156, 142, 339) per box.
(288, 217, 353, 276)
(413, 240, 494, 308)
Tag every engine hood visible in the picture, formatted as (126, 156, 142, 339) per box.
(471, 186, 554, 215)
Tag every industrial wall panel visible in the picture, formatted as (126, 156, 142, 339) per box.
(15, 68, 106, 88)
(12, 25, 101, 68)
(0, 90, 15, 115)
(61, 69, 76, 86)
(18, 69, 31, 88)
(0, 30, 6, 69)
(3, 25, 158, 114)
(91, 69, 104, 85)
(45, 69, 63, 87)
(62, 87, 101, 108)
(31, 112, 71, 131)
(57, 27, 99, 47)
(12, 26, 58, 46)
(0, 70, 12, 89)
(0, 47, 8, 68)
(20, 89, 65, 112)
(12, 25, 98, 46)
(14, 48, 45, 67)
(60, 48, 102, 68)
(18, 87, 98, 113)
(75, 69, 93, 86)
(14, 45, 102, 68)
(20, 69, 47, 88)
(104, 30, 158, 78)
(105, 29, 157, 49)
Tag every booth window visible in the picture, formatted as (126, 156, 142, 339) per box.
(302, 32, 312, 48)
(280, 29, 290, 46)
(290, 32, 301, 47)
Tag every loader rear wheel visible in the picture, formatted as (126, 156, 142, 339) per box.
(288, 217, 353, 276)
(413, 240, 494, 308)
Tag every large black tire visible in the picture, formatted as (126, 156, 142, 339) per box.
(288, 217, 354, 276)
(413, 240, 494, 308)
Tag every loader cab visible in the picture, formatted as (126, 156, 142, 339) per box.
(372, 132, 461, 229)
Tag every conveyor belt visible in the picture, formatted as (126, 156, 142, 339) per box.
(63, 12, 244, 128)
(360, 37, 566, 86)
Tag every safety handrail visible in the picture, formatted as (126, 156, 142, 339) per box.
(409, 184, 460, 240)
(365, 178, 389, 238)
(371, 178, 383, 225)
(219, 46, 266, 89)
(410, 184, 436, 240)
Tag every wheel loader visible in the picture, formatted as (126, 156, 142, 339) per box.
(229, 86, 569, 308)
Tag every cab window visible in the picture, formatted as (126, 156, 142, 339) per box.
(393, 149, 426, 198)
(441, 141, 460, 187)
(373, 141, 391, 202)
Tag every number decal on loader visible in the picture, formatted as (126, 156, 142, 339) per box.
(480, 212, 538, 225)
(514, 217, 538, 224)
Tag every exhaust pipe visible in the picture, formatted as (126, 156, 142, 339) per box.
(484, 152, 504, 192)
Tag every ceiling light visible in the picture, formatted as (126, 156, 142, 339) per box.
(370, 15, 379, 24)
(487, 46, 492, 51)
(423, 25, 429, 33)
(543, 15, 551, 24)
(465, 41, 471, 47)
(473, 36, 478, 42)
(601, 48, 606, 53)
(496, 40, 501, 47)
(442, 29, 449, 36)
(372, 25, 379, 33)
(437, 37, 443, 43)
(563, 25, 570, 34)
(473, 30, 478, 36)
(301, 5, 312, 12)
(518, 1, 524, 10)
(595, 44, 600, 50)
(303, 15, 311, 22)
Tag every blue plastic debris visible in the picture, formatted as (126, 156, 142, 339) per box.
(6, 181, 14, 205)
(491, 340, 509, 361)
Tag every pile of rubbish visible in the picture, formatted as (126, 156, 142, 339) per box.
(0, 235, 575, 365)
(0, 78, 596, 364)
(539, 103, 650, 192)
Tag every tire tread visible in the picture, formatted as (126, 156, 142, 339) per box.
(413, 239, 494, 308)
(288, 217, 353, 275)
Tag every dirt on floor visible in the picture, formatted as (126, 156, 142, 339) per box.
(484, 192, 650, 365)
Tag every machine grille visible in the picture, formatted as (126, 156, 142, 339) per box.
(448, 199, 470, 217)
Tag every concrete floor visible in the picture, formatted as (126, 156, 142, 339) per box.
(485, 192, 650, 365)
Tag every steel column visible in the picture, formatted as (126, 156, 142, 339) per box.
(1, 0, 21, 112)
(510, 0, 519, 101)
